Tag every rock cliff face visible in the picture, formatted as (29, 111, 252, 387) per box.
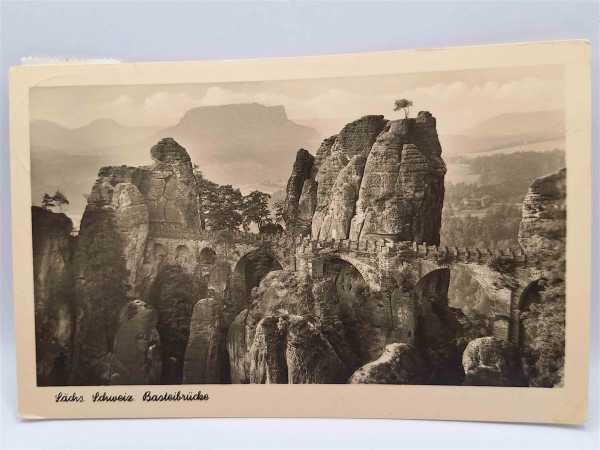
(462, 337, 522, 386)
(68, 138, 205, 384)
(70, 205, 131, 384)
(517, 168, 566, 388)
(348, 343, 426, 384)
(31, 206, 74, 386)
(413, 268, 463, 384)
(183, 298, 228, 384)
(518, 168, 566, 257)
(112, 299, 162, 385)
(226, 265, 464, 385)
(227, 272, 361, 384)
(458, 167, 567, 388)
(283, 149, 314, 234)
(148, 265, 203, 383)
(283, 112, 446, 244)
(143, 138, 201, 231)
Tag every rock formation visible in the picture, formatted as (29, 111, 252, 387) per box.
(348, 343, 427, 384)
(462, 337, 521, 386)
(30, 112, 567, 389)
(518, 168, 566, 258)
(143, 138, 201, 231)
(70, 202, 131, 385)
(227, 271, 357, 384)
(147, 264, 201, 383)
(283, 112, 446, 244)
(350, 114, 446, 243)
(247, 316, 289, 384)
(66, 138, 207, 384)
(517, 168, 566, 387)
(412, 268, 463, 384)
(226, 265, 461, 385)
(460, 168, 567, 388)
(31, 206, 74, 386)
(312, 116, 388, 241)
(112, 299, 162, 385)
(283, 149, 314, 234)
(183, 298, 228, 384)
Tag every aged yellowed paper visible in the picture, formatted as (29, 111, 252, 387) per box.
(9, 40, 591, 423)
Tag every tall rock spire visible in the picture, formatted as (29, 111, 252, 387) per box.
(282, 111, 446, 244)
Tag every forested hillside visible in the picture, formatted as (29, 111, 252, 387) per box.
(441, 149, 565, 248)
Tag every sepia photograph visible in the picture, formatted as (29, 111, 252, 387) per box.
(9, 40, 591, 423)
(30, 65, 568, 389)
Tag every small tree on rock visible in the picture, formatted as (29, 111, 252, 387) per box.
(394, 98, 413, 118)
(41, 193, 55, 210)
(41, 190, 69, 213)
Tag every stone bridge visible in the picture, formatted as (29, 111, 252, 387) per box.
(136, 223, 545, 347)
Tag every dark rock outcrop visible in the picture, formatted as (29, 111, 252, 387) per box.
(517, 168, 566, 388)
(31, 206, 74, 386)
(183, 298, 228, 384)
(518, 283, 565, 388)
(286, 316, 347, 384)
(226, 267, 433, 385)
(462, 337, 522, 386)
(148, 264, 201, 384)
(283, 149, 314, 234)
(348, 343, 427, 384)
(68, 138, 205, 384)
(70, 206, 130, 385)
(112, 300, 162, 385)
(248, 316, 288, 384)
(227, 271, 358, 384)
(413, 268, 463, 385)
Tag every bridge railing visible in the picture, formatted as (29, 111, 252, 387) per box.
(147, 225, 531, 266)
(294, 236, 529, 265)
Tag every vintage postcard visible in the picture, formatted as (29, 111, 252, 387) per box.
(9, 40, 591, 423)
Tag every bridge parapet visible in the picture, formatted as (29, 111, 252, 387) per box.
(292, 236, 531, 267)
(295, 236, 394, 256)
(410, 242, 530, 265)
(148, 224, 533, 268)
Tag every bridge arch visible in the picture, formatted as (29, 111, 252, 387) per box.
(198, 247, 217, 266)
(519, 278, 547, 312)
(233, 247, 284, 297)
(411, 267, 464, 384)
(319, 255, 371, 301)
(315, 254, 397, 363)
(312, 252, 380, 292)
(415, 262, 512, 340)
(511, 277, 548, 345)
(411, 268, 452, 346)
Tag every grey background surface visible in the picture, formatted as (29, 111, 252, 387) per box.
(0, 1, 598, 449)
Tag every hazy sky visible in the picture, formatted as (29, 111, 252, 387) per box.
(29, 64, 565, 228)
(31, 64, 563, 135)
